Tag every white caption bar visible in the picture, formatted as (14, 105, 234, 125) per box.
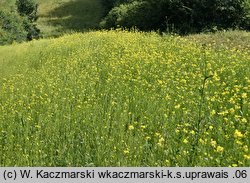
(0, 167, 249, 183)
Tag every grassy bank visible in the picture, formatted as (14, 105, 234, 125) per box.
(0, 0, 104, 38)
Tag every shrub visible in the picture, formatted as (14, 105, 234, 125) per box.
(0, 11, 27, 45)
(100, 1, 164, 30)
(101, 0, 250, 34)
(0, 0, 40, 45)
(242, 0, 250, 30)
(16, 0, 38, 22)
(16, 0, 40, 40)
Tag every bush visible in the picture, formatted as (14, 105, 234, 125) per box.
(101, 0, 250, 34)
(16, 0, 38, 22)
(0, 0, 40, 45)
(192, 0, 248, 31)
(0, 11, 27, 45)
(101, 0, 133, 15)
(16, 0, 40, 40)
(100, 1, 144, 29)
(22, 17, 40, 40)
(102, 0, 132, 8)
(100, 1, 164, 30)
(242, 0, 250, 30)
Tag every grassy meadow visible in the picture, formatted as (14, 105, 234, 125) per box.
(0, 0, 104, 37)
(0, 30, 249, 166)
(36, 0, 104, 37)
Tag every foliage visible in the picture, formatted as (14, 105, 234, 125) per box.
(16, 0, 40, 40)
(22, 17, 40, 40)
(0, 30, 249, 166)
(0, 0, 40, 45)
(242, 0, 250, 29)
(0, 11, 27, 45)
(1, 0, 108, 38)
(16, 0, 38, 22)
(100, 1, 144, 29)
(101, 0, 250, 33)
(102, 0, 131, 9)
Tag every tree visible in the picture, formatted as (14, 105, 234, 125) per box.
(0, 10, 27, 45)
(16, 0, 38, 22)
(101, 0, 250, 34)
(0, 0, 40, 45)
(16, 0, 40, 40)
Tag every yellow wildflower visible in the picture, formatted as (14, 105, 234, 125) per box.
(211, 139, 217, 147)
(128, 125, 134, 130)
(183, 139, 189, 144)
(123, 149, 130, 155)
(243, 155, 250, 160)
(175, 104, 181, 109)
(241, 118, 247, 123)
(234, 130, 243, 138)
(190, 130, 195, 135)
(210, 110, 216, 116)
(216, 146, 224, 153)
(199, 139, 205, 144)
(242, 145, 248, 152)
(159, 137, 165, 143)
(242, 93, 247, 99)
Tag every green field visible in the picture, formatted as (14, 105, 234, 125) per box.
(0, 30, 249, 166)
(0, 0, 250, 167)
(36, 0, 104, 37)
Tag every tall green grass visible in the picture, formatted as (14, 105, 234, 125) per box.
(186, 30, 250, 53)
(0, 30, 249, 166)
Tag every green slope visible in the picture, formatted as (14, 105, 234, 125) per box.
(0, 0, 104, 37)
(0, 0, 16, 10)
(37, 0, 104, 37)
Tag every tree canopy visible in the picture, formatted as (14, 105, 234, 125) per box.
(101, 0, 250, 34)
(0, 0, 40, 45)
